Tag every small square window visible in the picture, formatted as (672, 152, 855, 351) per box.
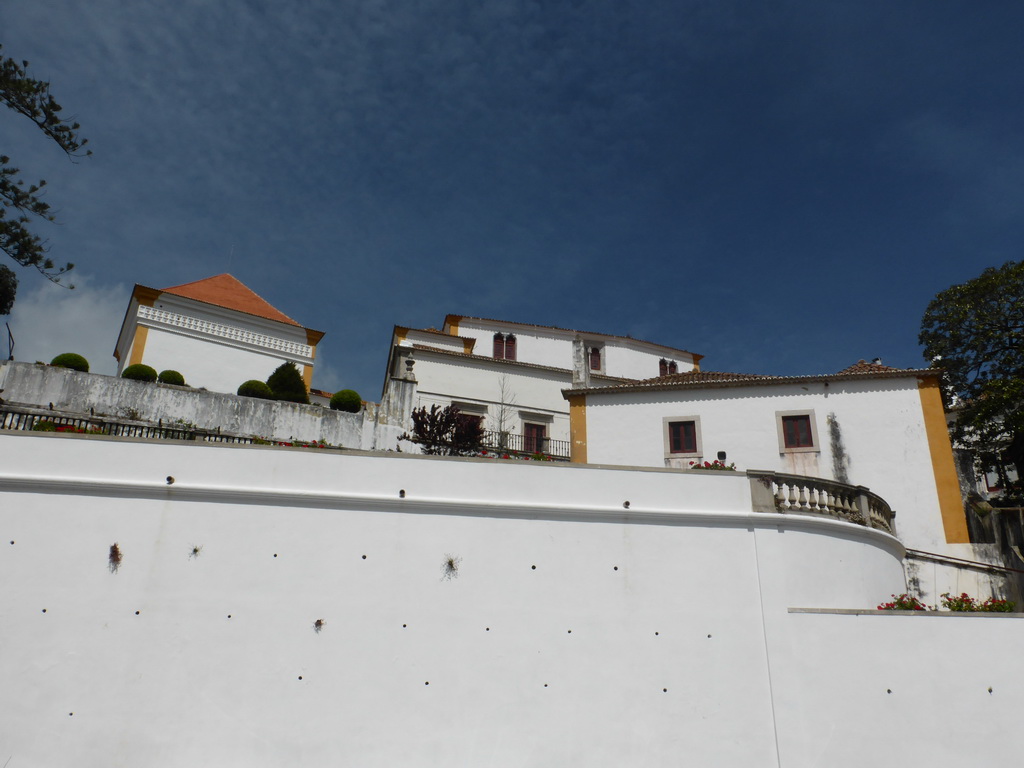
(663, 416, 702, 458)
(776, 411, 818, 453)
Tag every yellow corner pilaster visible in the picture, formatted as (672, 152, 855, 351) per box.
(128, 326, 149, 367)
(568, 394, 588, 464)
(918, 378, 970, 543)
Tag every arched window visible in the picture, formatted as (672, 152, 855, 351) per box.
(504, 334, 517, 361)
(668, 361, 678, 375)
(659, 358, 668, 377)
(493, 333, 505, 359)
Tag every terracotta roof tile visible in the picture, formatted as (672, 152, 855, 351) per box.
(161, 274, 300, 327)
(835, 359, 903, 375)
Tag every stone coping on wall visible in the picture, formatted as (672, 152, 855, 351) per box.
(789, 608, 1024, 618)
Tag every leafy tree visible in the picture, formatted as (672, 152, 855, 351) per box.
(1, 45, 89, 311)
(919, 261, 1024, 482)
(401, 405, 484, 456)
(266, 362, 309, 404)
(0, 264, 14, 315)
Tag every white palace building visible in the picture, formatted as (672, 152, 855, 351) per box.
(0, 293, 1020, 767)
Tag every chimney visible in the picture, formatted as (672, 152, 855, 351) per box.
(572, 336, 590, 389)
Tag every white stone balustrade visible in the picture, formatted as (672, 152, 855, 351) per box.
(747, 469, 896, 536)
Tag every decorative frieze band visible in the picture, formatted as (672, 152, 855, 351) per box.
(138, 306, 312, 359)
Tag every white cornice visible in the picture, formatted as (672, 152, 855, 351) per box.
(137, 305, 313, 363)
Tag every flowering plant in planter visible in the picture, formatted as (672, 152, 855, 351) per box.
(941, 592, 1016, 612)
(688, 460, 737, 471)
(877, 593, 929, 611)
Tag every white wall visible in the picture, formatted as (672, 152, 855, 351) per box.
(122, 294, 315, 393)
(411, 351, 572, 441)
(18, 433, 1024, 767)
(138, 327, 294, 392)
(583, 377, 953, 554)
(453, 319, 694, 380)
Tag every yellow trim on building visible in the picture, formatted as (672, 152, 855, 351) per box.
(395, 327, 408, 345)
(128, 326, 149, 367)
(567, 394, 588, 464)
(448, 318, 460, 336)
(462, 338, 474, 354)
(917, 378, 969, 543)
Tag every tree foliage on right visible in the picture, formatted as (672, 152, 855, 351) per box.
(1, 45, 89, 314)
(919, 260, 1024, 484)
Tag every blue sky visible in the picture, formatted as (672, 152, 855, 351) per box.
(3, 2, 1022, 398)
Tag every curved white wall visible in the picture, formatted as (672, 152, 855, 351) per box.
(0, 433, 1019, 767)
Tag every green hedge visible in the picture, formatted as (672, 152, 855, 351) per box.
(50, 353, 89, 372)
(158, 370, 186, 386)
(237, 379, 273, 399)
(330, 389, 362, 412)
(121, 364, 158, 382)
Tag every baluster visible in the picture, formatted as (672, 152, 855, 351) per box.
(796, 484, 809, 510)
(774, 483, 787, 510)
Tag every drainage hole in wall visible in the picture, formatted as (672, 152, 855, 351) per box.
(424, 681, 429, 686)
(988, 687, 993, 694)
(402, 624, 407, 628)
(886, 689, 891, 694)
(567, 629, 572, 634)
(663, 688, 668, 693)
(298, 676, 303, 680)
(42, 608, 47, 613)
(531, 565, 536, 570)
(613, 566, 618, 571)
(273, 554, 278, 558)
(227, 615, 232, 619)
(362, 555, 367, 560)
(485, 627, 490, 631)
(68, 712, 73, 716)
(654, 631, 659, 636)
(9, 540, 13, 545)
(166, 476, 174, 485)
(135, 610, 140, 615)
(543, 683, 548, 688)
(707, 634, 712, 638)
(399, 489, 406, 498)
(623, 501, 630, 509)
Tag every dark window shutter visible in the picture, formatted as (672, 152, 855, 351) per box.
(668, 361, 678, 375)
(589, 347, 601, 371)
(493, 333, 505, 359)
(504, 334, 517, 361)
(659, 358, 668, 377)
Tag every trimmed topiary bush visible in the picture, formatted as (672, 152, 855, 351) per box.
(266, 362, 310, 404)
(237, 379, 273, 399)
(50, 353, 89, 372)
(330, 389, 362, 412)
(121, 364, 158, 382)
(158, 370, 186, 386)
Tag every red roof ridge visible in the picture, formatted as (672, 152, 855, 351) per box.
(160, 274, 301, 327)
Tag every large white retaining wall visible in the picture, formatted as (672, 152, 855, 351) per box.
(0, 432, 1020, 767)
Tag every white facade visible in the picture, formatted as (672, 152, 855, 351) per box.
(382, 316, 699, 454)
(113, 276, 323, 394)
(565, 367, 996, 600)
(1, 431, 1021, 767)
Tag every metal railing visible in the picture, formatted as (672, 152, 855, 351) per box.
(747, 470, 896, 536)
(481, 430, 570, 460)
(1, 404, 252, 444)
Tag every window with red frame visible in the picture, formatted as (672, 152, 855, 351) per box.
(524, 422, 546, 453)
(588, 346, 602, 371)
(504, 334, 516, 361)
(668, 421, 697, 454)
(492, 333, 505, 359)
(781, 415, 814, 448)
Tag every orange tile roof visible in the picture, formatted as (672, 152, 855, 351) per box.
(564, 362, 938, 396)
(161, 274, 300, 327)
